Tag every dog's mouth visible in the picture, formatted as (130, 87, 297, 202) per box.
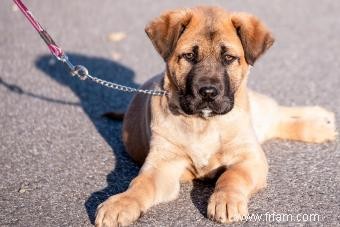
(178, 94, 234, 118)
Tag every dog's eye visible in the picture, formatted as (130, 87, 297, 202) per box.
(182, 52, 195, 62)
(223, 54, 237, 65)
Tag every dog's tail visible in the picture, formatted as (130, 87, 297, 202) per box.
(102, 111, 125, 121)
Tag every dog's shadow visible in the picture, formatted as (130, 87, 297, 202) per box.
(35, 53, 140, 223)
(190, 180, 215, 218)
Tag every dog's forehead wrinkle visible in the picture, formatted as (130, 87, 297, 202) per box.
(194, 8, 232, 42)
(203, 18, 218, 41)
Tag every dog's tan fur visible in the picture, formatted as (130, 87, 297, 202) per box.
(95, 7, 336, 226)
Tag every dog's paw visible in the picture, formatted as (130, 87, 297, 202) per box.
(207, 190, 248, 223)
(95, 193, 143, 227)
(302, 106, 337, 143)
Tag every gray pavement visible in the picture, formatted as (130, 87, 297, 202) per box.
(1, 0, 340, 226)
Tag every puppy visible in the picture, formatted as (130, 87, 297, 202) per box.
(95, 6, 336, 226)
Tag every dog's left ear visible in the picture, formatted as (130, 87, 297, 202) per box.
(145, 9, 192, 61)
(231, 13, 275, 65)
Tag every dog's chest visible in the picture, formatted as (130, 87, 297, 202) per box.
(180, 124, 222, 170)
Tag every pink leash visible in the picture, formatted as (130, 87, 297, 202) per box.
(13, 0, 64, 59)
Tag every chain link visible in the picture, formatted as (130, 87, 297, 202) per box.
(59, 54, 168, 96)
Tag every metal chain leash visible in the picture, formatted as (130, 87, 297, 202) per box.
(60, 55, 168, 96)
(13, 0, 168, 97)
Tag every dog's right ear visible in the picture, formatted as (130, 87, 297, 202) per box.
(145, 9, 192, 61)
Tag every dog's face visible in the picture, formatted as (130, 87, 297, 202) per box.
(146, 7, 274, 117)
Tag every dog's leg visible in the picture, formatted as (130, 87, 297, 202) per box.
(95, 149, 186, 227)
(208, 150, 268, 223)
(272, 106, 336, 143)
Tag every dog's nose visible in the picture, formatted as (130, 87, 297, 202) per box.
(199, 86, 219, 100)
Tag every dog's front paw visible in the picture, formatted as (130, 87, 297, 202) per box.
(95, 193, 143, 227)
(207, 190, 248, 223)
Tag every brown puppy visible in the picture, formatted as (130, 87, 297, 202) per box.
(95, 6, 336, 226)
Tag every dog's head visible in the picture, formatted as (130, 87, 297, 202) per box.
(145, 7, 274, 117)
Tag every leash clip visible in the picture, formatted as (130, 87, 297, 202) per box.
(59, 54, 88, 80)
(71, 65, 89, 80)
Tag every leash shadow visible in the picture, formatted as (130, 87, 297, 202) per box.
(35, 53, 140, 224)
(0, 77, 80, 106)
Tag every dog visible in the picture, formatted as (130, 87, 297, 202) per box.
(95, 6, 336, 226)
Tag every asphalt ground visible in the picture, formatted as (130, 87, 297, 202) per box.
(1, 1, 339, 226)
